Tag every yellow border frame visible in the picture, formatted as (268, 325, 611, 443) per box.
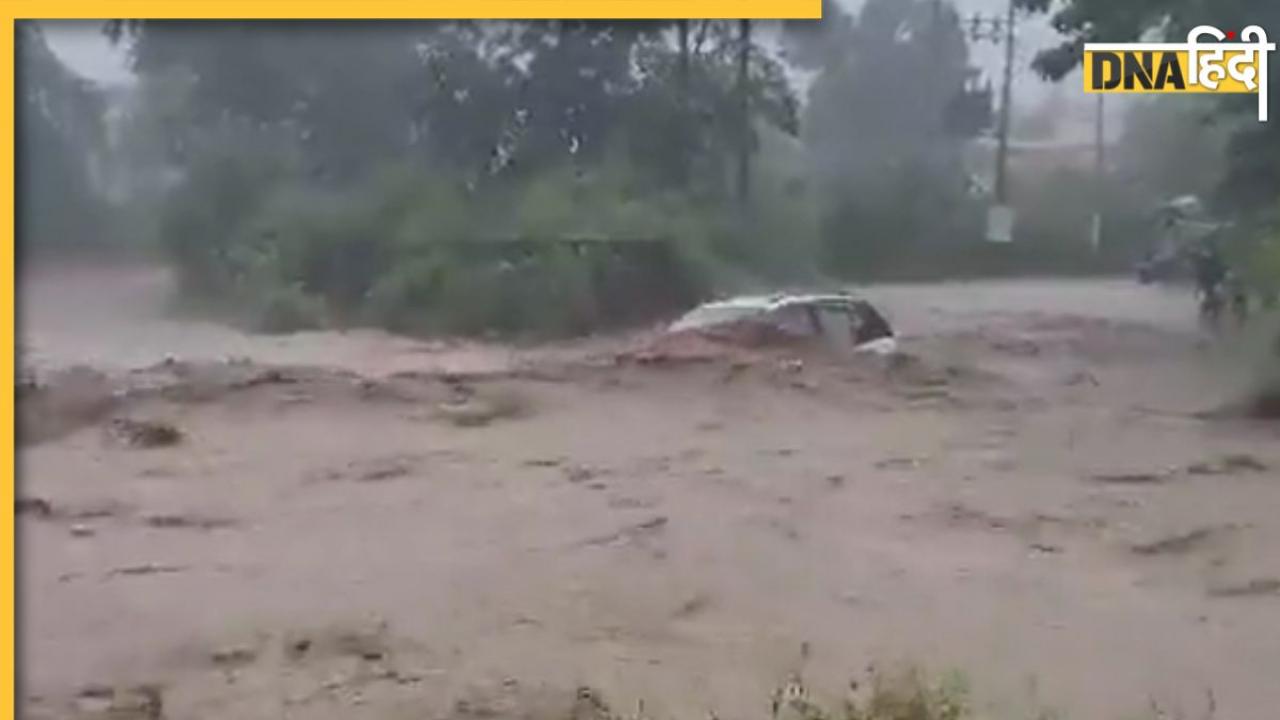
(3, 18, 13, 720)
(19, 1, 820, 19)
(6, 2, 821, 715)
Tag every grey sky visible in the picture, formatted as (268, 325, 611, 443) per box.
(41, 7, 1093, 126)
(42, 6, 1062, 86)
(42, 21, 133, 86)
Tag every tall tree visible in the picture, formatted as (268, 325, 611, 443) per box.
(800, 0, 982, 186)
(625, 20, 798, 198)
(737, 19, 752, 204)
(790, 0, 989, 269)
(109, 21, 433, 180)
(17, 22, 111, 254)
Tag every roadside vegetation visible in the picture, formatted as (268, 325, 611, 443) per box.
(15, 2, 1280, 394)
(19, 7, 1170, 339)
(563, 667, 1210, 720)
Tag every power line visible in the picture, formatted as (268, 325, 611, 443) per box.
(965, 1, 1018, 205)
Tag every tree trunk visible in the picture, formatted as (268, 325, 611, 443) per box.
(736, 18, 751, 205)
(677, 19, 691, 186)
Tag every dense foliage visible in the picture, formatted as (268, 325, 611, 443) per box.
(16, 24, 116, 258)
(21, 9, 1170, 336)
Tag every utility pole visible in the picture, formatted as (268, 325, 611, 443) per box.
(677, 19, 691, 187)
(993, 0, 1016, 205)
(1092, 94, 1105, 253)
(967, 2, 1019, 242)
(1094, 95, 1105, 179)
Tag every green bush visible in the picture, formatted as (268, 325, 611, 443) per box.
(155, 133, 824, 339)
(157, 122, 301, 296)
(162, 129, 1161, 338)
(247, 282, 326, 334)
(239, 185, 389, 314)
(817, 156, 985, 279)
(1238, 212, 1280, 413)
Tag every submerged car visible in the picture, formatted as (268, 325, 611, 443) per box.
(667, 292, 896, 355)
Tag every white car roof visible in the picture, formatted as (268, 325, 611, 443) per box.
(669, 293, 857, 333)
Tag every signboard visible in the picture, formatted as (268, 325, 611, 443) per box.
(986, 205, 1015, 244)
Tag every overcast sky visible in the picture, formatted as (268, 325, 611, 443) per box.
(40, 4, 1080, 110)
(42, 20, 133, 85)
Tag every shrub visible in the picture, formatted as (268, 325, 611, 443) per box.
(157, 121, 301, 297)
(247, 282, 326, 334)
(238, 185, 389, 315)
(363, 255, 448, 334)
(846, 666, 971, 720)
(155, 138, 819, 339)
(817, 156, 984, 279)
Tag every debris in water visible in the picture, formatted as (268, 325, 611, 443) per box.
(1222, 454, 1269, 472)
(1088, 471, 1172, 485)
(1064, 370, 1100, 387)
(577, 516, 669, 548)
(18, 365, 118, 445)
(16, 497, 53, 518)
(107, 418, 183, 449)
(1131, 527, 1227, 556)
(74, 684, 164, 720)
(1209, 578, 1280, 598)
(779, 358, 805, 374)
(352, 457, 416, 482)
(563, 464, 600, 484)
(105, 563, 186, 578)
(210, 644, 258, 667)
(233, 368, 297, 389)
(875, 457, 924, 471)
(524, 457, 564, 468)
(314, 455, 421, 483)
(673, 594, 713, 619)
(284, 634, 313, 661)
(437, 387, 531, 427)
(332, 622, 392, 661)
(1187, 454, 1268, 476)
(144, 514, 238, 530)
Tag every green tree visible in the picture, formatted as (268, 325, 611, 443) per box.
(628, 21, 798, 200)
(110, 21, 433, 180)
(17, 22, 113, 256)
(106, 20, 816, 336)
(789, 0, 990, 274)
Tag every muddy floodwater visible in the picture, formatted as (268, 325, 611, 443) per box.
(18, 264, 1280, 720)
